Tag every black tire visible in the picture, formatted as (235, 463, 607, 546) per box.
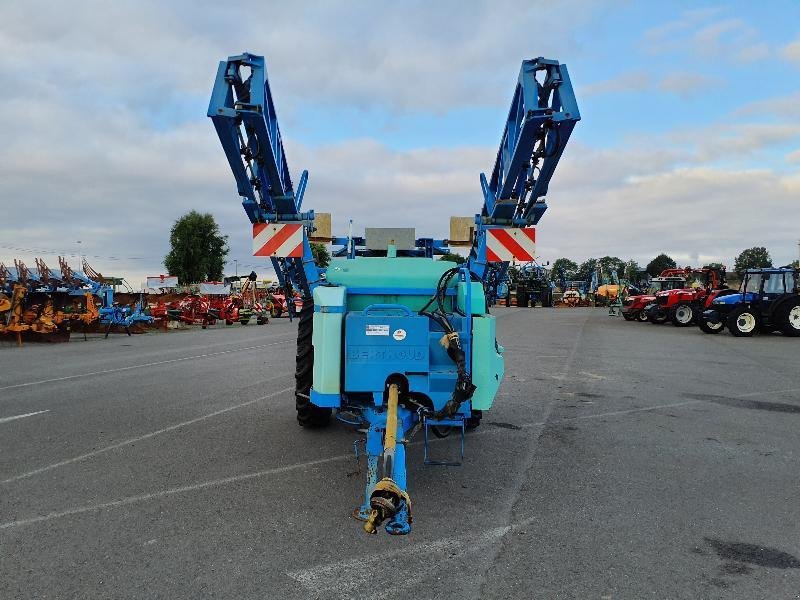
(622, 312, 635, 321)
(671, 303, 694, 327)
(636, 310, 649, 322)
(779, 300, 800, 337)
(542, 289, 553, 308)
(727, 306, 758, 337)
(295, 297, 331, 428)
(698, 317, 723, 334)
(466, 409, 482, 430)
(649, 310, 668, 324)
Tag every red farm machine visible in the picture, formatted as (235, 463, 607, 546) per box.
(639, 267, 732, 326)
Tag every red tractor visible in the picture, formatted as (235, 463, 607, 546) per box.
(644, 267, 729, 326)
(621, 273, 688, 322)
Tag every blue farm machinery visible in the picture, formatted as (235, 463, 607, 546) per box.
(0, 257, 152, 344)
(209, 53, 579, 534)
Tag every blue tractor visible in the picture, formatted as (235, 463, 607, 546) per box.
(699, 267, 800, 337)
(209, 53, 579, 534)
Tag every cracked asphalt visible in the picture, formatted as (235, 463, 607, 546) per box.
(1, 308, 799, 599)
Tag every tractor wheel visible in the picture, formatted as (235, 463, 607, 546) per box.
(622, 312, 635, 321)
(779, 301, 800, 337)
(295, 297, 331, 428)
(698, 318, 723, 334)
(466, 409, 482, 430)
(636, 310, 649, 323)
(727, 307, 759, 337)
(671, 303, 694, 327)
(648, 310, 668, 324)
(542, 290, 553, 308)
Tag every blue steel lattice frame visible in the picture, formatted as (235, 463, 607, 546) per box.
(469, 57, 579, 301)
(481, 58, 580, 226)
(208, 53, 321, 296)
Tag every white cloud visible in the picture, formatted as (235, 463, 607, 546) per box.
(781, 38, 800, 63)
(656, 72, 723, 97)
(580, 71, 651, 96)
(736, 92, 800, 118)
(642, 10, 770, 63)
(0, 1, 798, 287)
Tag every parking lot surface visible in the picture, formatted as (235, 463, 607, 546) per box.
(1, 308, 799, 599)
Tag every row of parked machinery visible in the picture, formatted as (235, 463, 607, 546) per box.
(160, 276, 301, 328)
(0, 257, 153, 344)
(620, 266, 800, 337)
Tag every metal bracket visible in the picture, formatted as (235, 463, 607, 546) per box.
(423, 416, 465, 466)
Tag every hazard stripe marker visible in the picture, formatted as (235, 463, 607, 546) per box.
(486, 227, 536, 262)
(253, 223, 304, 257)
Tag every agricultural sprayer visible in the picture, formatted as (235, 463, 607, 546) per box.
(209, 52, 579, 534)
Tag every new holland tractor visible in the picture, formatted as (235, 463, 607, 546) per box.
(699, 267, 800, 336)
(209, 53, 579, 534)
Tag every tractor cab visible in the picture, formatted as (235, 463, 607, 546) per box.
(700, 267, 800, 336)
(621, 275, 686, 321)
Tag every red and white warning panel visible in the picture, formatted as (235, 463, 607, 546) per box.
(486, 227, 536, 262)
(252, 222, 304, 257)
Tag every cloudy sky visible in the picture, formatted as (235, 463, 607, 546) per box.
(1, 0, 799, 286)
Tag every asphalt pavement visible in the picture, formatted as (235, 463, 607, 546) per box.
(1, 308, 799, 599)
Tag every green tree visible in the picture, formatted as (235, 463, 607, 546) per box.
(550, 258, 578, 281)
(703, 262, 726, 271)
(734, 247, 772, 274)
(438, 252, 466, 264)
(575, 258, 598, 281)
(646, 253, 677, 277)
(597, 256, 625, 279)
(623, 260, 640, 281)
(310, 242, 331, 268)
(164, 211, 228, 284)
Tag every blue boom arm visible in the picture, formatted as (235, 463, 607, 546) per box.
(469, 58, 580, 300)
(208, 53, 321, 296)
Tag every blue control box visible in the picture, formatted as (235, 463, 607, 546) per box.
(345, 312, 430, 393)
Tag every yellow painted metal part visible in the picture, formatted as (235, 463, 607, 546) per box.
(384, 383, 399, 452)
(363, 478, 412, 534)
(30, 299, 57, 333)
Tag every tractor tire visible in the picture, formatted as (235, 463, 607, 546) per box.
(648, 310, 668, 324)
(779, 301, 800, 337)
(671, 303, 694, 327)
(636, 310, 649, 323)
(698, 318, 723, 334)
(622, 312, 635, 321)
(466, 409, 482, 430)
(295, 298, 331, 428)
(542, 289, 553, 308)
(727, 307, 759, 337)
